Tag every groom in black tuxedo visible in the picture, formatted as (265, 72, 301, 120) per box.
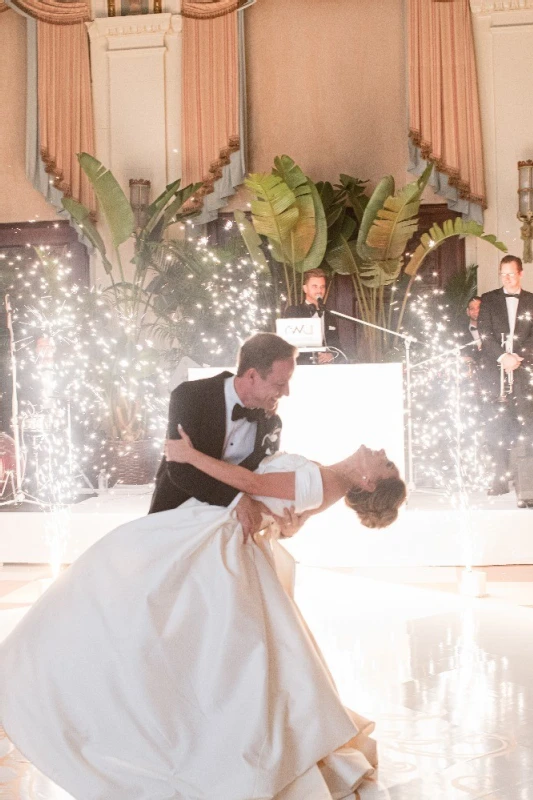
(149, 333, 297, 532)
(478, 255, 533, 502)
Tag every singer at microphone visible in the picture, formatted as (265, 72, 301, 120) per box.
(282, 268, 341, 364)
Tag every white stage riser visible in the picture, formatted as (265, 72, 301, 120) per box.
(1, 501, 532, 567)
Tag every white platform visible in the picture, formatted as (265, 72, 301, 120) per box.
(0, 487, 532, 567)
(1, 363, 530, 568)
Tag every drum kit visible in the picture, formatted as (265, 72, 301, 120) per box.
(1, 294, 95, 507)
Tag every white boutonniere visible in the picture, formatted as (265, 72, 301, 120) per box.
(262, 426, 281, 456)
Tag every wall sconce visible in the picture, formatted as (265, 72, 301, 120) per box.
(518, 160, 533, 264)
(129, 178, 151, 231)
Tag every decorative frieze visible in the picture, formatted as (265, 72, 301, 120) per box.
(470, 0, 533, 13)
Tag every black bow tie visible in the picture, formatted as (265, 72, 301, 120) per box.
(504, 292, 520, 298)
(231, 403, 264, 423)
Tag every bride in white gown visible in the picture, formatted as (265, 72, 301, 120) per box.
(0, 442, 405, 800)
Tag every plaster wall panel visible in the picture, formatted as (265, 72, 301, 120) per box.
(86, 13, 182, 283)
(108, 48, 167, 190)
(244, 0, 408, 191)
(87, 14, 182, 198)
(472, 8, 533, 292)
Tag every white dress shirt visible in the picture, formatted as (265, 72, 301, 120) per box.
(497, 292, 520, 361)
(222, 377, 257, 464)
(505, 292, 520, 342)
(305, 302, 325, 343)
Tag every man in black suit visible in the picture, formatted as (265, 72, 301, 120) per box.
(283, 268, 341, 364)
(464, 296, 482, 350)
(478, 255, 533, 503)
(149, 333, 297, 535)
(456, 296, 483, 372)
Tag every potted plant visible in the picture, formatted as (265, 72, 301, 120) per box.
(62, 154, 204, 483)
(239, 156, 507, 361)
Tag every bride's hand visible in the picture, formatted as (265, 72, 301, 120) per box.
(165, 425, 195, 463)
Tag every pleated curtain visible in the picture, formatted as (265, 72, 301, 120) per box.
(181, 0, 242, 210)
(408, 0, 486, 217)
(5, 0, 95, 213)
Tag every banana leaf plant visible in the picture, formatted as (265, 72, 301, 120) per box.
(325, 164, 507, 361)
(61, 153, 203, 441)
(239, 155, 327, 306)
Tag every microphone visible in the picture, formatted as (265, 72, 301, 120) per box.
(316, 296, 325, 317)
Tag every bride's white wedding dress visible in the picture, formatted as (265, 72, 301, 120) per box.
(0, 454, 376, 800)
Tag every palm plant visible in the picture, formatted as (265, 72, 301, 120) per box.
(62, 153, 203, 442)
(235, 155, 327, 307)
(323, 165, 507, 360)
(238, 155, 507, 361)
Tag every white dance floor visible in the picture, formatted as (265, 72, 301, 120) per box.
(0, 486, 531, 567)
(2, 563, 533, 798)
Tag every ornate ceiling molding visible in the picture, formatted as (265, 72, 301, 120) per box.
(470, 0, 533, 12)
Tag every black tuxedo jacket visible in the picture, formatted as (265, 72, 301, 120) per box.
(478, 287, 533, 396)
(283, 303, 341, 363)
(149, 371, 282, 514)
(478, 288, 533, 364)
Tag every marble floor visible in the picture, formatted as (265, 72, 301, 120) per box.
(1, 563, 533, 799)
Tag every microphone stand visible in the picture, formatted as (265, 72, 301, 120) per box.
(329, 310, 417, 491)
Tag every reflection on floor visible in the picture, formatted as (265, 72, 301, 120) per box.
(1, 564, 533, 799)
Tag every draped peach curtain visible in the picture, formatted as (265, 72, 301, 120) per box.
(9, 0, 88, 23)
(408, 0, 486, 209)
(5, 0, 95, 213)
(37, 20, 95, 212)
(182, 0, 244, 18)
(182, 1, 240, 205)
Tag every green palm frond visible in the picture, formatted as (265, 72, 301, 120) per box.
(360, 258, 402, 288)
(357, 163, 432, 265)
(78, 153, 134, 247)
(337, 174, 369, 225)
(296, 182, 327, 271)
(443, 264, 479, 323)
(325, 237, 362, 276)
(405, 217, 508, 277)
(61, 197, 113, 274)
(245, 172, 298, 262)
(233, 210, 270, 273)
(356, 175, 395, 261)
(273, 155, 322, 264)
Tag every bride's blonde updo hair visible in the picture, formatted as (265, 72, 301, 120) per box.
(345, 477, 407, 529)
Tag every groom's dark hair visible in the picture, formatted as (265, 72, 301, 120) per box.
(236, 333, 297, 378)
